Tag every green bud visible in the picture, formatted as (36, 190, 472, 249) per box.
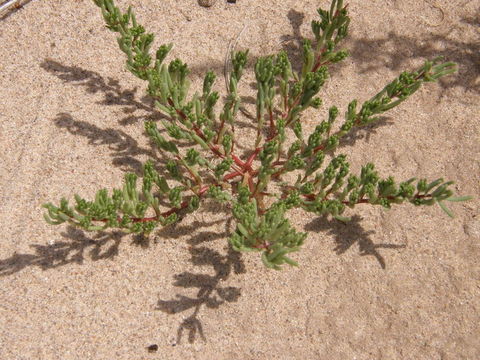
(185, 148, 200, 166)
(232, 50, 249, 80)
(398, 179, 416, 198)
(284, 191, 301, 209)
(169, 186, 183, 208)
(310, 97, 323, 109)
(203, 70, 216, 96)
(222, 133, 232, 155)
(237, 185, 251, 204)
(331, 50, 349, 63)
(300, 182, 315, 194)
(285, 155, 306, 172)
(305, 151, 325, 177)
(293, 121, 303, 140)
(324, 135, 339, 152)
(378, 176, 397, 197)
(328, 106, 339, 123)
(287, 140, 302, 158)
(255, 56, 275, 84)
(208, 185, 232, 202)
(301, 39, 315, 77)
(215, 158, 233, 178)
(188, 195, 200, 212)
(166, 160, 181, 181)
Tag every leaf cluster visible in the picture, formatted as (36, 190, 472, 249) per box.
(44, 0, 471, 269)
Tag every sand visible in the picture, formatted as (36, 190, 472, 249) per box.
(0, 0, 479, 359)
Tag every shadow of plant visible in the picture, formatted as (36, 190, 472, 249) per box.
(52, 112, 169, 175)
(349, 29, 479, 95)
(280, 9, 308, 75)
(0, 210, 406, 344)
(0, 206, 233, 277)
(41, 59, 257, 159)
(0, 227, 126, 276)
(305, 215, 406, 269)
(40, 59, 160, 125)
(156, 243, 245, 344)
(155, 212, 246, 344)
(281, 8, 479, 95)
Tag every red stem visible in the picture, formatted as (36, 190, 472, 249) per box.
(167, 98, 226, 160)
(244, 147, 261, 170)
(313, 143, 325, 153)
(223, 170, 242, 181)
(223, 147, 261, 180)
(268, 107, 275, 139)
(232, 154, 245, 168)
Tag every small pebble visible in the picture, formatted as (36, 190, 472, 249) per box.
(147, 344, 158, 353)
(198, 0, 217, 7)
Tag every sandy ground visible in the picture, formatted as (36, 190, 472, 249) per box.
(0, 0, 479, 359)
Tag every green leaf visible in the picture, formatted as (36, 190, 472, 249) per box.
(445, 195, 473, 202)
(283, 256, 299, 267)
(237, 223, 251, 238)
(437, 200, 454, 218)
(333, 215, 351, 223)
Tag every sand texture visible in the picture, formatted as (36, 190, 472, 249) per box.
(0, 0, 479, 359)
